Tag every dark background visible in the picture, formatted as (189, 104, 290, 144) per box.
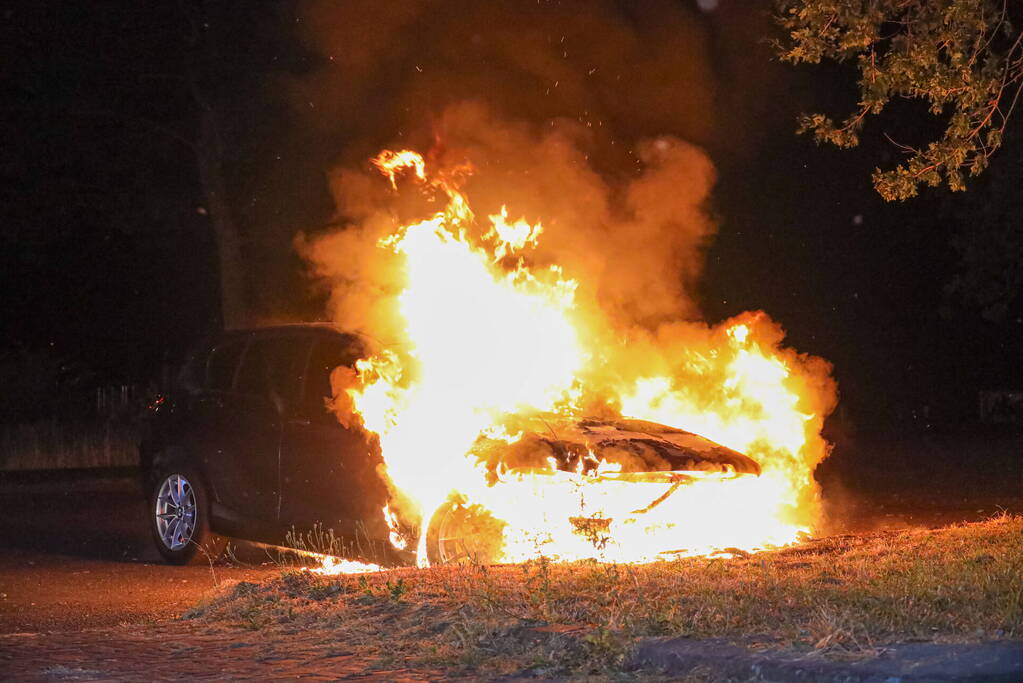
(3, 0, 1022, 440)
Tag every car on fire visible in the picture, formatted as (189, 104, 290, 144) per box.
(141, 324, 763, 566)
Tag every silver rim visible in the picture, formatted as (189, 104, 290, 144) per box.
(435, 506, 469, 565)
(434, 504, 497, 565)
(155, 474, 197, 551)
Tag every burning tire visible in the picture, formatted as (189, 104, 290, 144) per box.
(148, 466, 225, 565)
(425, 497, 506, 566)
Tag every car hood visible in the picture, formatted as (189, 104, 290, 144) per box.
(471, 414, 761, 479)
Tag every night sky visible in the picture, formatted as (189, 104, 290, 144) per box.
(4, 0, 1022, 432)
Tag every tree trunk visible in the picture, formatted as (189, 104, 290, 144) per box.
(195, 107, 247, 330)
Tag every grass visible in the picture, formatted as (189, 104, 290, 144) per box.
(185, 514, 1023, 678)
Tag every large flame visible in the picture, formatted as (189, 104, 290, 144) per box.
(333, 149, 834, 568)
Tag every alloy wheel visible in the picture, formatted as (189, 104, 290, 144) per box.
(154, 474, 197, 551)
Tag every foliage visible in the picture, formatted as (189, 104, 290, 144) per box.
(939, 141, 1023, 321)
(776, 0, 1023, 199)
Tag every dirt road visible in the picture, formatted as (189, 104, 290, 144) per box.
(0, 471, 443, 679)
(0, 471, 279, 635)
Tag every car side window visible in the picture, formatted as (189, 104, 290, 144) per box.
(206, 338, 246, 392)
(235, 336, 311, 411)
(302, 336, 362, 424)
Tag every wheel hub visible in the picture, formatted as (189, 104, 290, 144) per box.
(154, 474, 197, 551)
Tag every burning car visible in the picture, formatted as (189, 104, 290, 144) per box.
(425, 414, 762, 565)
(141, 148, 834, 569)
(140, 324, 764, 567)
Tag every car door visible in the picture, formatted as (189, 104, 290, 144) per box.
(279, 332, 390, 551)
(189, 334, 248, 513)
(207, 332, 310, 532)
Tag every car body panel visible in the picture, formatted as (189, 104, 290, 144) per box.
(142, 324, 763, 567)
(142, 325, 400, 561)
(471, 414, 760, 482)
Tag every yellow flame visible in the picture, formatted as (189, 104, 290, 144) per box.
(372, 149, 427, 189)
(383, 504, 407, 550)
(486, 206, 544, 261)
(327, 149, 833, 569)
(311, 555, 385, 576)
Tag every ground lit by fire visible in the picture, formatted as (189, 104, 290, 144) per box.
(312, 148, 836, 574)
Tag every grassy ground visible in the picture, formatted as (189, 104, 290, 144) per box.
(184, 515, 1023, 679)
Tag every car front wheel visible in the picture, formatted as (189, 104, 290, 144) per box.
(149, 468, 225, 565)
(425, 497, 506, 566)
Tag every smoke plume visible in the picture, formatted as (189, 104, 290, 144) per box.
(299, 102, 717, 337)
(290, 1, 838, 532)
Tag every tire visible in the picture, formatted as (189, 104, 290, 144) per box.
(149, 466, 226, 565)
(425, 497, 506, 566)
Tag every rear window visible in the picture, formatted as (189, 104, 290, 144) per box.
(206, 338, 247, 392)
(235, 335, 311, 406)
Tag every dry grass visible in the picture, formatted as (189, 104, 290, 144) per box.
(187, 515, 1023, 678)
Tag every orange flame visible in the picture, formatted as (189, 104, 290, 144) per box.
(372, 149, 427, 189)
(326, 149, 834, 569)
(311, 555, 385, 576)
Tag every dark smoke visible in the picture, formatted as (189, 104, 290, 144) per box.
(286, 1, 837, 533)
(284, 1, 789, 319)
(285, 0, 719, 164)
(237, 0, 795, 322)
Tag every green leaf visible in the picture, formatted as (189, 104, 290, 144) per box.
(774, 0, 1019, 200)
